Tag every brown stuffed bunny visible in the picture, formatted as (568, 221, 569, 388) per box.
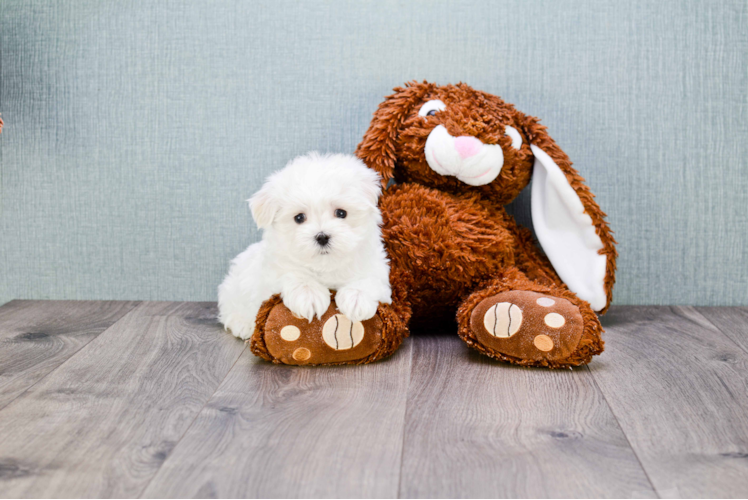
(250, 82, 616, 368)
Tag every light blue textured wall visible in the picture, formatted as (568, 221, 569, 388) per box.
(1, 0, 747, 306)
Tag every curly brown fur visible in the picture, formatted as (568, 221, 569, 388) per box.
(357, 82, 436, 187)
(357, 81, 615, 366)
(380, 183, 518, 321)
(249, 294, 283, 362)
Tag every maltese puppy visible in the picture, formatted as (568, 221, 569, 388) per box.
(218, 152, 392, 340)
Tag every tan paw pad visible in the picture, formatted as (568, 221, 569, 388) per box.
(280, 325, 301, 341)
(544, 313, 566, 328)
(322, 314, 365, 350)
(292, 347, 311, 361)
(483, 302, 523, 338)
(533, 334, 554, 352)
(537, 297, 555, 307)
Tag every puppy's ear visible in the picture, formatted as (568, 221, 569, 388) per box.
(521, 115, 617, 313)
(356, 161, 384, 208)
(248, 183, 277, 229)
(356, 81, 435, 186)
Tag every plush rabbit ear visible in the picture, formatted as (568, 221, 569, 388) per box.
(356, 82, 435, 186)
(524, 118, 617, 312)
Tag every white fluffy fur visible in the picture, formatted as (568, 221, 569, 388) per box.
(218, 152, 392, 340)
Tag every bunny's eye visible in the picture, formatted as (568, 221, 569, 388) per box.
(418, 100, 446, 118)
(505, 126, 523, 150)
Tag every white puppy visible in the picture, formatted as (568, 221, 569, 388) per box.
(218, 152, 392, 340)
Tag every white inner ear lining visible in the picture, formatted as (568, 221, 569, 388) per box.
(505, 126, 522, 150)
(530, 144, 607, 312)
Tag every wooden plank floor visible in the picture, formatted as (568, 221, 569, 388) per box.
(0, 301, 747, 498)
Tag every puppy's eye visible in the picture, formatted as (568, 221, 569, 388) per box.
(294, 213, 306, 224)
(418, 100, 446, 119)
(335, 209, 347, 219)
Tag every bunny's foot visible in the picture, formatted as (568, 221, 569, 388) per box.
(458, 288, 604, 368)
(249, 294, 408, 365)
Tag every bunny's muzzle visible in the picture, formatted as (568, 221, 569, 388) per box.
(424, 125, 504, 186)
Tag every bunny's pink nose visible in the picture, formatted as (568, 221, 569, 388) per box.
(454, 135, 483, 159)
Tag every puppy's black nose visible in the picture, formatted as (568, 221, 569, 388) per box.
(315, 232, 330, 247)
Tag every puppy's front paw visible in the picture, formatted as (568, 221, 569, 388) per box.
(222, 313, 255, 340)
(336, 287, 379, 322)
(283, 283, 331, 322)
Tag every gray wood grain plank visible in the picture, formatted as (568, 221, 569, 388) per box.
(398, 333, 656, 498)
(0, 300, 140, 410)
(592, 306, 748, 498)
(695, 307, 748, 355)
(0, 301, 246, 498)
(141, 340, 414, 499)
